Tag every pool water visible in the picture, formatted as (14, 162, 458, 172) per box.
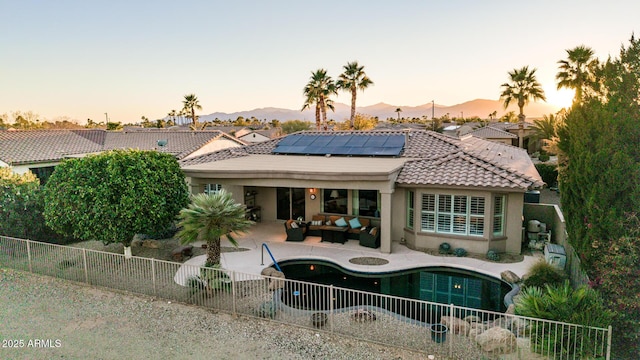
(275, 259, 511, 322)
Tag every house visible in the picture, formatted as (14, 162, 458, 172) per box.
(488, 121, 539, 152)
(235, 128, 281, 143)
(466, 126, 518, 146)
(0, 129, 244, 182)
(180, 129, 544, 255)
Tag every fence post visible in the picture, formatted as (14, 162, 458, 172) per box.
(329, 285, 334, 334)
(151, 258, 157, 296)
(606, 325, 612, 360)
(26, 240, 32, 272)
(449, 303, 454, 358)
(82, 248, 88, 284)
(231, 271, 237, 316)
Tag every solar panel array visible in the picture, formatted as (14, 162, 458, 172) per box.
(273, 134, 405, 156)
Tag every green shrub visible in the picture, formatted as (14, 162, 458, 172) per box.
(454, 248, 467, 257)
(538, 153, 550, 162)
(535, 163, 558, 188)
(486, 250, 500, 261)
(523, 260, 567, 288)
(515, 281, 613, 359)
(438, 242, 451, 255)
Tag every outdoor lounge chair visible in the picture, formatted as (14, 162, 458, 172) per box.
(359, 227, 380, 248)
(284, 219, 307, 241)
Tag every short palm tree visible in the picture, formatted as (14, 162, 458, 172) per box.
(302, 69, 337, 131)
(176, 191, 253, 267)
(500, 66, 546, 122)
(336, 61, 374, 129)
(182, 94, 202, 129)
(556, 45, 597, 104)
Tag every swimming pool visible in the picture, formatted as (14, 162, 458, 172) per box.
(274, 259, 512, 321)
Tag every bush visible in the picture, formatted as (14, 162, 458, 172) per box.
(486, 250, 500, 261)
(515, 281, 613, 359)
(523, 260, 567, 288)
(535, 163, 558, 188)
(538, 153, 550, 162)
(454, 248, 467, 257)
(438, 242, 451, 255)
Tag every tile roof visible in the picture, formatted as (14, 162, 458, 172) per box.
(180, 129, 544, 190)
(467, 126, 517, 139)
(0, 129, 239, 165)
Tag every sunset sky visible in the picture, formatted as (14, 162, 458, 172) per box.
(1, 1, 638, 124)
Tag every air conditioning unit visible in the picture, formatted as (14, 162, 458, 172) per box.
(544, 244, 566, 270)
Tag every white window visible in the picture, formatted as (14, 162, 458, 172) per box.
(204, 184, 222, 195)
(421, 193, 485, 237)
(493, 195, 505, 236)
(420, 194, 435, 231)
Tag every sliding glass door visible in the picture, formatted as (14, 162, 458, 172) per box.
(276, 187, 306, 220)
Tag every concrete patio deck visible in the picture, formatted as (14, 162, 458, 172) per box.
(176, 221, 541, 285)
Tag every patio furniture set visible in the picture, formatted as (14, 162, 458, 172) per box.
(284, 215, 380, 248)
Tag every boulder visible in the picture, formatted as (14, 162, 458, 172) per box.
(441, 315, 470, 336)
(463, 315, 482, 323)
(142, 239, 161, 249)
(501, 270, 521, 283)
(468, 323, 488, 338)
(267, 271, 285, 290)
(475, 326, 517, 354)
(510, 317, 530, 337)
(505, 304, 516, 315)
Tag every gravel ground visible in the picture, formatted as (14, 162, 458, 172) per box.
(0, 268, 428, 360)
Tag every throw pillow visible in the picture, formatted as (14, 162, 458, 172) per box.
(290, 221, 298, 229)
(335, 217, 348, 227)
(349, 217, 362, 229)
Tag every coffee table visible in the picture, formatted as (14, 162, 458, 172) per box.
(319, 226, 348, 244)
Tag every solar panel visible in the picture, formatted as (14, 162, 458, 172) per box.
(273, 134, 405, 156)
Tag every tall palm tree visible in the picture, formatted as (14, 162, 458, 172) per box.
(302, 69, 337, 131)
(395, 108, 402, 121)
(500, 66, 546, 122)
(168, 109, 177, 125)
(182, 94, 202, 129)
(336, 61, 374, 129)
(556, 45, 597, 104)
(176, 191, 253, 267)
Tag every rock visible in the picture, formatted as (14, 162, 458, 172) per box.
(267, 271, 285, 290)
(501, 270, 521, 283)
(468, 323, 487, 338)
(509, 317, 530, 337)
(463, 315, 482, 323)
(171, 245, 194, 262)
(261, 267, 278, 277)
(441, 315, 470, 336)
(475, 326, 517, 354)
(489, 316, 511, 329)
(142, 240, 161, 249)
(351, 309, 376, 323)
(505, 304, 516, 315)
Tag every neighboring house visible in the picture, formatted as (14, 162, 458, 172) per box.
(236, 128, 281, 143)
(180, 129, 543, 255)
(466, 126, 518, 146)
(488, 121, 539, 152)
(0, 129, 244, 182)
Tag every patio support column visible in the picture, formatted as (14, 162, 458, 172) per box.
(380, 190, 393, 254)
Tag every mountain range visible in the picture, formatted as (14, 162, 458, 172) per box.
(197, 99, 560, 123)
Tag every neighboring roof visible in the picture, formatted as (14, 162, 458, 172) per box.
(181, 130, 544, 190)
(0, 129, 243, 165)
(467, 126, 518, 139)
(489, 121, 535, 131)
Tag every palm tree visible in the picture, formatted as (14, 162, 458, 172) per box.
(336, 61, 374, 129)
(168, 109, 177, 125)
(556, 45, 597, 104)
(500, 66, 546, 122)
(182, 94, 202, 129)
(302, 69, 337, 131)
(395, 108, 402, 121)
(176, 191, 253, 267)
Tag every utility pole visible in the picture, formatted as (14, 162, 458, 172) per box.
(104, 112, 109, 129)
(431, 100, 435, 119)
